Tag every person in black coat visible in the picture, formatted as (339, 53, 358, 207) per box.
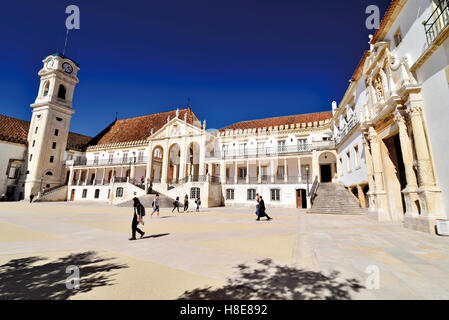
(130, 197, 145, 240)
(256, 196, 272, 221)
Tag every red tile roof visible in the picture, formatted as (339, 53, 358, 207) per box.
(219, 111, 333, 132)
(0, 114, 29, 145)
(0, 114, 91, 151)
(87, 108, 197, 147)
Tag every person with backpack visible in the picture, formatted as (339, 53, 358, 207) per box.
(184, 195, 189, 212)
(172, 197, 180, 213)
(130, 197, 145, 241)
(195, 197, 201, 212)
(151, 194, 160, 218)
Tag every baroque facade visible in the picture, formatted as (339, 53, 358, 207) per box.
(1, 0, 448, 235)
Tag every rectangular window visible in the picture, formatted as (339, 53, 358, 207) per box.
(239, 168, 247, 179)
(191, 187, 200, 199)
(54, 129, 59, 136)
(94, 189, 100, 199)
(247, 189, 256, 201)
(257, 142, 266, 154)
(82, 189, 87, 198)
(35, 127, 38, 134)
(226, 168, 230, 178)
(226, 189, 235, 200)
(116, 187, 124, 198)
(94, 154, 100, 165)
(138, 151, 144, 161)
(278, 140, 286, 153)
(52, 142, 56, 149)
(123, 153, 128, 163)
(32, 140, 35, 147)
(271, 189, 280, 201)
(108, 153, 114, 164)
(29, 154, 33, 162)
(50, 156, 54, 163)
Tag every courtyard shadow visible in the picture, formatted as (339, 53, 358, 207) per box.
(141, 233, 170, 240)
(178, 259, 364, 300)
(0, 251, 128, 300)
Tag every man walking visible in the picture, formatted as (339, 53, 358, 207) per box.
(130, 197, 145, 240)
(256, 195, 272, 221)
(151, 194, 160, 218)
(184, 195, 189, 212)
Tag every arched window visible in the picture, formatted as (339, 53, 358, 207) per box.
(45, 171, 53, 176)
(57, 84, 66, 100)
(43, 81, 50, 97)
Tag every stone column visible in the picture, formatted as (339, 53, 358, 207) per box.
(68, 166, 74, 186)
(234, 162, 238, 184)
(394, 110, 420, 217)
(84, 169, 89, 186)
(312, 150, 319, 181)
(362, 134, 376, 211)
(284, 158, 288, 183)
(368, 127, 389, 221)
(161, 143, 169, 185)
(199, 134, 207, 176)
(408, 105, 435, 187)
(270, 159, 275, 183)
(179, 138, 187, 180)
(94, 168, 98, 185)
(407, 102, 445, 224)
(246, 161, 249, 184)
(220, 161, 226, 184)
(357, 185, 366, 209)
(101, 168, 106, 185)
(297, 158, 302, 183)
(258, 160, 262, 184)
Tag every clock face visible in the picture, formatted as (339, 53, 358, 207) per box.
(62, 62, 74, 74)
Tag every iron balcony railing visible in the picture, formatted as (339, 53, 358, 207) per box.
(69, 157, 149, 167)
(207, 144, 315, 159)
(424, 0, 449, 45)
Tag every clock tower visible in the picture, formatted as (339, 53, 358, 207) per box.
(24, 53, 80, 199)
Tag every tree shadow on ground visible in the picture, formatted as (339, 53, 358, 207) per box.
(0, 251, 128, 300)
(179, 259, 364, 300)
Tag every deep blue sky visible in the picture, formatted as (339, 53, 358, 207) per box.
(0, 0, 390, 136)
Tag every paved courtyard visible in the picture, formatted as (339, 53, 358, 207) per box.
(0, 202, 448, 300)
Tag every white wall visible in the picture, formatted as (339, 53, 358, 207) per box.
(0, 141, 27, 199)
(337, 129, 368, 187)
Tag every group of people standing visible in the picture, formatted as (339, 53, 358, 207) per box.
(172, 195, 201, 213)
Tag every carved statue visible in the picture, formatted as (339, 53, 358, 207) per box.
(375, 74, 384, 100)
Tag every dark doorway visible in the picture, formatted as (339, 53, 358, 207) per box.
(296, 189, 307, 209)
(384, 134, 407, 215)
(70, 189, 75, 201)
(320, 165, 332, 183)
(65, 171, 70, 185)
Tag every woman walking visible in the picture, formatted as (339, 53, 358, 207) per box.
(184, 195, 189, 212)
(195, 197, 201, 212)
(130, 197, 145, 241)
(172, 197, 180, 213)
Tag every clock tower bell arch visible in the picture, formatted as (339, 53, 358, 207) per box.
(25, 53, 80, 199)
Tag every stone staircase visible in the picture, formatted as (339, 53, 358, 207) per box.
(116, 193, 175, 208)
(307, 183, 367, 215)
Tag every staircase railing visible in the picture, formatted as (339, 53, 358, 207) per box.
(309, 177, 319, 205)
